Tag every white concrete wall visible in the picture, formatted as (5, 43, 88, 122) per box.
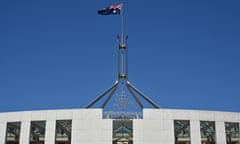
(134, 109, 175, 144)
(71, 109, 112, 144)
(0, 113, 5, 143)
(0, 108, 239, 144)
(0, 109, 112, 144)
(141, 109, 240, 144)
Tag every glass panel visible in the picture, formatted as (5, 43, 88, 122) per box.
(113, 120, 133, 144)
(30, 121, 46, 144)
(5, 122, 21, 144)
(174, 120, 191, 144)
(55, 120, 72, 144)
(225, 122, 240, 144)
(200, 121, 216, 144)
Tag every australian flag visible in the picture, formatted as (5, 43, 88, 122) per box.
(97, 4, 122, 15)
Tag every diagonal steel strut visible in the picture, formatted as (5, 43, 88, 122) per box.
(85, 80, 119, 108)
(126, 84, 144, 109)
(126, 81, 160, 109)
(101, 85, 118, 108)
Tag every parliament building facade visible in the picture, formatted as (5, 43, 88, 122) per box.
(0, 108, 240, 144)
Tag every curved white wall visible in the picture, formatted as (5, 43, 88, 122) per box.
(0, 109, 112, 144)
(134, 109, 240, 144)
(0, 108, 239, 144)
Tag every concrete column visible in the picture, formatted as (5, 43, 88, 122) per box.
(215, 121, 226, 144)
(20, 120, 30, 144)
(133, 119, 144, 144)
(0, 122, 6, 144)
(163, 119, 175, 144)
(45, 120, 56, 144)
(71, 119, 81, 144)
(190, 120, 201, 144)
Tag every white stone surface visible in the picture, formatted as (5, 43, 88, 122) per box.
(45, 119, 56, 144)
(0, 108, 239, 144)
(19, 120, 30, 144)
(190, 120, 201, 144)
(216, 121, 226, 144)
(0, 122, 6, 144)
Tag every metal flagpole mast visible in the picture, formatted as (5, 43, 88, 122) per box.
(118, 1, 127, 80)
(121, 2, 129, 79)
(85, 1, 160, 110)
(121, 1, 124, 45)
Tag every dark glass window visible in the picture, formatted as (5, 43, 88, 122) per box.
(225, 122, 240, 144)
(55, 120, 72, 144)
(200, 121, 216, 144)
(113, 120, 133, 144)
(30, 121, 46, 144)
(174, 120, 191, 144)
(5, 122, 21, 144)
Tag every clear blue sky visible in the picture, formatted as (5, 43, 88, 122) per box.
(0, 0, 240, 112)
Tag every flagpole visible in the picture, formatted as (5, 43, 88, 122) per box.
(121, 2, 124, 45)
